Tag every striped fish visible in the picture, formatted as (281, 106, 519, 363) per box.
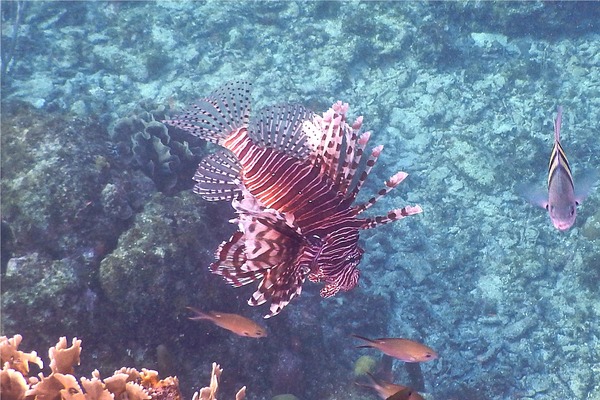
(519, 106, 597, 231)
(166, 81, 422, 317)
(546, 106, 577, 231)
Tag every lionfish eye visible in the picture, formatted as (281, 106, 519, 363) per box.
(307, 234, 323, 246)
(346, 251, 362, 264)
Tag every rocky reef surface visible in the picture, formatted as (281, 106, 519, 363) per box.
(2, 2, 600, 400)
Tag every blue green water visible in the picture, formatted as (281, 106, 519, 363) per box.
(1, 2, 599, 399)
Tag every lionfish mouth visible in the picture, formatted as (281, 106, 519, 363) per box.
(307, 236, 325, 270)
(165, 81, 422, 317)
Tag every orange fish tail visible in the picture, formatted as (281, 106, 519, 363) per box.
(352, 334, 376, 346)
(186, 307, 212, 321)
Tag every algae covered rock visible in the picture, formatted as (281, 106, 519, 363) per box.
(0, 101, 149, 259)
(1, 252, 87, 340)
(99, 191, 228, 332)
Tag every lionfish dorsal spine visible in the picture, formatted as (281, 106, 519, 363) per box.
(338, 131, 371, 195)
(250, 104, 313, 158)
(344, 144, 383, 203)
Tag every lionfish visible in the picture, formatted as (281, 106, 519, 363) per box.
(166, 81, 422, 318)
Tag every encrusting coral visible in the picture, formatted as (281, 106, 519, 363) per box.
(0, 335, 245, 400)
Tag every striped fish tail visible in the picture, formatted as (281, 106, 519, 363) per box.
(164, 81, 252, 146)
(554, 105, 563, 143)
(548, 105, 573, 190)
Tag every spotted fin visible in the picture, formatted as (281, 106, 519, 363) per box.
(165, 81, 252, 145)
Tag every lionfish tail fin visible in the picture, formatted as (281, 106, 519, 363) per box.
(194, 150, 242, 201)
(360, 205, 423, 230)
(164, 81, 252, 145)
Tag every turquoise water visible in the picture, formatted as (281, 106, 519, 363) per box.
(1, 2, 599, 399)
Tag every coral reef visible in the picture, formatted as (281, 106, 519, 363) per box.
(581, 210, 600, 241)
(0, 101, 126, 258)
(2, 2, 600, 399)
(0, 335, 244, 400)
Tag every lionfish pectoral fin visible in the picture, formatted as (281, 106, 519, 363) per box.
(194, 150, 242, 201)
(209, 231, 265, 287)
(360, 205, 423, 230)
(233, 188, 301, 233)
(248, 260, 308, 318)
(211, 202, 306, 318)
(238, 208, 303, 269)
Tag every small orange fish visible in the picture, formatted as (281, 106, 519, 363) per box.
(356, 372, 425, 400)
(352, 334, 437, 363)
(187, 307, 267, 338)
(386, 388, 415, 400)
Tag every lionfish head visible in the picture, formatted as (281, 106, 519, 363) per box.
(307, 228, 364, 298)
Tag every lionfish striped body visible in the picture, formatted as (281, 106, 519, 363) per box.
(166, 81, 422, 317)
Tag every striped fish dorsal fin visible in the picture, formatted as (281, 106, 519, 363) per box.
(165, 81, 252, 145)
(249, 104, 314, 158)
(548, 107, 573, 190)
(193, 150, 242, 201)
(548, 140, 574, 189)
